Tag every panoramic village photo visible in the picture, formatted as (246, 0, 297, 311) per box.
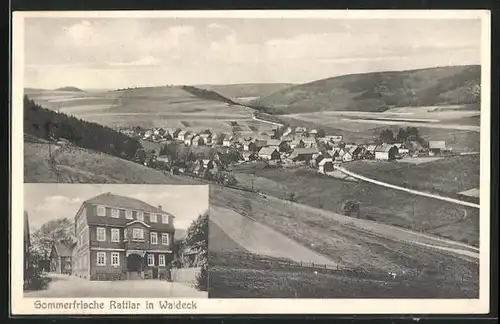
(23, 184, 209, 298)
(20, 15, 483, 299)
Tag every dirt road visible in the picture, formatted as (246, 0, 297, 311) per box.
(210, 205, 339, 267)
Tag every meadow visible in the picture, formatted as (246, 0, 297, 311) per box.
(229, 163, 479, 246)
(209, 186, 479, 298)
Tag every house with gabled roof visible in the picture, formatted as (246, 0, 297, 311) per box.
(258, 146, 280, 160)
(50, 242, 75, 275)
(302, 137, 317, 148)
(318, 158, 334, 174)
(71, 192, 175, 281)
(289, 147, 318, 162)
(375, 144, 398, 160)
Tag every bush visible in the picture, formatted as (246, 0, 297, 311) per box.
(24, 269, 51, 291)
(194, 266, 208, 292)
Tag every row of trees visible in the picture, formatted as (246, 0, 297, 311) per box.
(376, 126, 426, 147)
(24, 96, 144, 161)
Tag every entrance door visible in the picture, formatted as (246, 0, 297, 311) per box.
(152, 267, 158, 279)
(127, 254, 142, 271)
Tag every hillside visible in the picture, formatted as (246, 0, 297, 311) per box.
(55, 86, 85, 92)
(24, 139, 197, 184)
(195, 83, 294, 100)
(250, 65, 481, 114)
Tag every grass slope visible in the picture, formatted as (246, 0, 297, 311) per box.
(229, 163, 479, 246)
(24, 140, 197, 184)
(209, 251, 478, 298)
(209, 186, 478, 298)
(251, 65, 480, 114)
(209, 220, 248, 253)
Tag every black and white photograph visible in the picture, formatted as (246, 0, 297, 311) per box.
(12, 10, 490, 314)
(22, 184, 209, 298)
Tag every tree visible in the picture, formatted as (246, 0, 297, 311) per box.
(379, 129, 394, 144)
(31, 218, 75, 260)
(184, 213, 208, 269)
(342, 200, 360, 217)
(316, 129, 326, 138)
(133, 147, 147, 164)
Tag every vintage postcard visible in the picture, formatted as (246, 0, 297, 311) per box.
(11, 10, 491, 315)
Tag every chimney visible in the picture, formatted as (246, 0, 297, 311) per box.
(158, 205, 162, 211)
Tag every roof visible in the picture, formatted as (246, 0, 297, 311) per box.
(85, 192, 163, 214)
(266, 139, 282, 146)
(53, 242, 74, 257)
(375, 144, 397, 153)
(303, 137, 316, 143)
(258, 146, 279, 155)
(429, 141, 446, 149)
(318, 158, 333, 166)
(291, 148, 318, 155)
(366, 144, 378, 151)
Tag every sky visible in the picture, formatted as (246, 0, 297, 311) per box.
(23, 184, 209, 231)
(23, 17, 482, 89)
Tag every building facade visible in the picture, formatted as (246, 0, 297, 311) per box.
(71, 193, 175, 281)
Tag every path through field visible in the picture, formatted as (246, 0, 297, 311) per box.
(210, 205, 339, 267)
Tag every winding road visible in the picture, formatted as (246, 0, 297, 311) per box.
(334, 166, 480, 209)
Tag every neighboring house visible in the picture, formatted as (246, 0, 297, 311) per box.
(177, 130, 189, 141)
(242, 140, 256, 152)
(347, 146, 362, 160)
(156, 155, 170, 165)
(289, 139, 304, 149)
(290, 148, 318, 162)
(318, 158, 334, 174)
(24, 211, 31, 279)
(302, 137, 317, 148)
(71, 192, 175, 281)
(341, 150, 353, 162)
(254, 139, 268, 150)
(199, 133, 212, 145)
(295, 127, 307, 134)
(258, 146, 280, 160)
(184, 133, 195, 145)
(222, 138, 232, 147)
(241, 151, 258, 162)
(375, 144, 399, 160)
(282, 127, 293, 137)
(191, 135, 204, 146)
(172, 129, 182, 139)
(266, 139, 289, 152)
(143, 130, 153, 139)
(310, 153, 325, 167)
(429, 141, 447, 156)
(329, 135, 343, 142)
(50, 242, 75, 275)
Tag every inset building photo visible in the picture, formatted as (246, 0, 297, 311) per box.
(23, 184, 209, 298)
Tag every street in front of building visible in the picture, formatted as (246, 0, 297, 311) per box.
(23, 273, 208, 298)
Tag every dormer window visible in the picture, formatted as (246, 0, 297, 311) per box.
(97, 206, 106, 217)
(125, 210, 133, 219)
(162, 214, 169, 224)
(150, 213, 157, 223)
(111, 208, 119, 218)
(137, 211, 144, 221)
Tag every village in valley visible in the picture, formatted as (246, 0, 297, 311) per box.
(120, 122, 452, 183)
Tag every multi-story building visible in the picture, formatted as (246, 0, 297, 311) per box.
(71, 192, 175, 281)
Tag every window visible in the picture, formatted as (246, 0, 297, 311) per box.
(162, 214, 169, 224)
(158, 254, 166, 267)
(111, 252, 120, 266)
(111, 208, 119, 218)
(150, 232, 158, 245)
(137, 211, 144, 221)
(147, 254, 155, 266)
(132, 228, 144, 240)
(124, 228, 128, 240)
(150, 213, 157, 223)
(97, 252, 106, 266)
(161, 233, 169, 245)
(125, 210, 133, 219)
(97, 206, 106, 216)
(97, 227, 106, 242)
(111, 228, 120, 242)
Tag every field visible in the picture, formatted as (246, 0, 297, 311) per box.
(23, 140, 198, 184)
(24, 87, 275, 136)
(208, 185, 479, 298)
(229, 162, 479, 246)
(345, 155, 480, 198)
(209, 252, 478, 298)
